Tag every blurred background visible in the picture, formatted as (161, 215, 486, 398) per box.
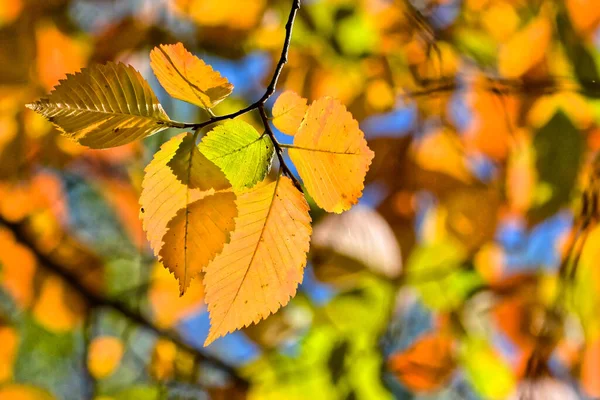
(2, 0, 600, 398)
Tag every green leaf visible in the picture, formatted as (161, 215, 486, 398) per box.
(529, 111, 583, 221)
(199, 120, 274, 191)
(405, 240, 482, 311)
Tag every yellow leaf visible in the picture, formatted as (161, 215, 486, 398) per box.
(160, 193, 237, 294)
(173, 0, 265, 30)
(0, 327, 18, 382)
(0, 384, 55, 400)
(140, 133, 237, 294)
(498, 16, 551, 78)
(203, 176, 311, 345)
(32, 275, 86, 332)
(272, 90, 308, 136)
(149, 339, 177, 381)
(88, 336, 124, 379)
(35, 22, 89, 91)
(150, 43, 233, 109)
(26, 62, 175, 148)
(288, 97, 374, 213)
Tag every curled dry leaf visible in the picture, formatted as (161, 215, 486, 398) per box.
(150, 42, 233, 109)
(288, 97, 374, 213)
(203, 176, 311, 345)
(272, 90, 308, 135)
(26, 62, 174, 148)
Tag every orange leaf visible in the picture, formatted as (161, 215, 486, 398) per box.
(272, 90, 308, 135)
(160, 193, 237, 294)
(32, 275, 86, 332)
(288, 97, 374, 213)
(498, 16, 551, 78)
(0, 228, 36, 308)
(87, 336, 124, 379)
(0, 327, 18, 383)
(582, 337, 600, 397)
(388, 333, 455, 392)
(203, 176, 311, 345)
(149, 339, 177, 381)
(140, 133, 237, 294)
(0, 384, 55, 400)
(150, 43, 233, 109)
(567, 0, 600, 34)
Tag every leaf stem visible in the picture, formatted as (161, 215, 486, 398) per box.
(258, 105, 303, 192)
(182, 0, 303, 190)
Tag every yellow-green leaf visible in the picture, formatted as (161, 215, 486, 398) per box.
(150, 42, 233, 109)
(288, 97, 374, 213)
(199, 120, 274, 191)
(26, 62, 174, 148)
(203, 176, 312, 345)
(272, 90, 308, 135)
(140, 133, 237, 293)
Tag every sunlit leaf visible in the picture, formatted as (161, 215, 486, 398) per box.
(199, 120, 274, 190)
(160, 193, 237, 295)
(0, 326, 18, 382)
(461, 337, 516, 398)
(140, 133, 237, 294)
(87, 336, 124, 379)
(288, 97, 374, 213)
(26, 62, 175, 149)
(0, 227, 36, 308)
(388, 333, 455, 392)
(0, 384, 55, 400)
(173, 0, 265, 30)
(582, 337, 600, 397)
(32, 275, 86, 332)
(203, 176, 311, 345)
(150, 42, 233, 109)
(35, 22, 89, 91)
(272, 90, 308, 136)
(498, 16, 551, 78)
(149, 339, 177, 381)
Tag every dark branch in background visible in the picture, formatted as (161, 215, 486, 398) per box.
(178, 0, 302, 187)
(404, 75, 600, 98)
(0, 215, 248, 388)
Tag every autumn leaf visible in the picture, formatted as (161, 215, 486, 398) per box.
(272, 90, 308, 135)
(203, 176, 311, 345)
(150, 42, 233, 110)
(388, 333, 455, 392)
(288, 97, 374, 213)
(498, 16, 551, 78)
(140, 133, 237, 294)
(199, 120, 274, 191)
(0, 326, 18, 383)
(26, 62, 177, 148)
(87, 336, 124, 379)
(160, 193, 237, 294)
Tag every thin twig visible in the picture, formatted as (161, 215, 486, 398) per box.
(182, 0, 302, 189)
(0, 215, 248, 388)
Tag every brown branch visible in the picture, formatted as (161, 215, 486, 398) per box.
(0, 215, 248, 388)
